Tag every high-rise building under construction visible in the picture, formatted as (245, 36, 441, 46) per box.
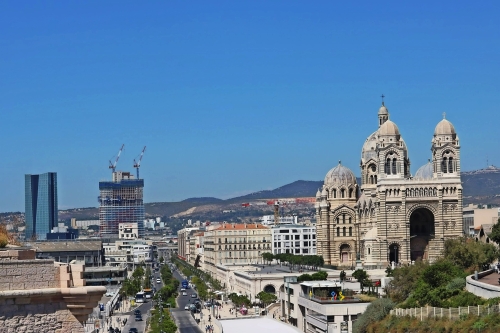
(99, 171, 145, 238)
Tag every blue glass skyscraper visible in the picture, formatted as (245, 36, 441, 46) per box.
(25, 172, 58, 241)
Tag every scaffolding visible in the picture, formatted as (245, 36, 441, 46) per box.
(98, 175, 145, 238)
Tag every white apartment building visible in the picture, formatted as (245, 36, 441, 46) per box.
(280, 279, 369, 333)
(203, 223, 271, 276)
(272, 224, 316, 255)
(260, 215, 298, 225)
(119, 222, 138, 239)
(103, 239, 154, 268)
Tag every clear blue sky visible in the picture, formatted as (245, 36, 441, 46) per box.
(1, 1, 499, 212)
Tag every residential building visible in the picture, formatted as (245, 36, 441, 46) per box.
(280, 279, 370, 333)
(316, 102, 463, 268)
(260, 215, 298, 225)
(177, 227, 200, 261)
(462, 204, 500, 236)
(25, 172, 58, 240)
(119, 222, 139, 239)
(271, 224, 316, 255)
(203, 223, 271, 277)
(103, 239, 154, 268)
(98, 171, 145, 238)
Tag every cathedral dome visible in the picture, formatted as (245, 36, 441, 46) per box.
(414, 160, 433, 180)
(434, 118, 456, 136)
(324, 161, 357, 187)
(378, 104, 389, 116)
(378, 119, 400, 136)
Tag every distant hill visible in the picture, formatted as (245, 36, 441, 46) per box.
(24, 166, 500, 221)
(181, 197, 224, 204)
(226, 180, 323, 203)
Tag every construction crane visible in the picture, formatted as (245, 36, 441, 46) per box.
(109, 144, 125, 173)
(133, 146, 146, 179)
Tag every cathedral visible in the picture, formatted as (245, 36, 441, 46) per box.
(315, 101, 463, 268)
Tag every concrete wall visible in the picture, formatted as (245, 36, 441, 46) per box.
(466, 270, 500, 299)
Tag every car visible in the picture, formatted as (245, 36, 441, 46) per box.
(134, 309, 141, 316)
(129, 329, 138, 333)
(191, 294, 196, 298)
(135, 315, 143, 321)
(156, 278, 161, 284)
(105, 291, 115, 297)
(180, 288, 186, 291)
(184, 305, 190, 310)
(182, 292, 187, 296)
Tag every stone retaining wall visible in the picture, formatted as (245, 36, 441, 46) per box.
(0, 248, 106, 333)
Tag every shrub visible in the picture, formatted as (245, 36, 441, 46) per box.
(352, 298, 395, 333)
(0, 233, 7, 248)
(446, 277, 466, 292)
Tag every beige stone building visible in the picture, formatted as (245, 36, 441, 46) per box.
(203, 223, 271, 276)
(0, 247, 105, 332)
(316, 102, 463, 268)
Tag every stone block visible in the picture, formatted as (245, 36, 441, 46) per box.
(9, 281, 25, 290)
(0, 275, 12, 284)
(17, 250, 36, 260)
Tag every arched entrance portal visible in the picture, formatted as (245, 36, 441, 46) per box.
(409, 208, 435, 261)
(264, 284, 276, 294)
(389, 244, 399, 264)
(339, 244, 351, 263)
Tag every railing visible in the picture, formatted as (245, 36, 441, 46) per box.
(299, 292, 360, 303)
(390, 304, 500, 321)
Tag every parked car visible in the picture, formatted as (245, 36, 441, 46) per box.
(182, 292, 187, 296)
(191, 294, 197, 298)
(184, 305, 190, 310)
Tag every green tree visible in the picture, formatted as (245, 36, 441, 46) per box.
(339, 270, 346, 282)
(489, 218, 500, 245)
(311, 270, 328, 280)
(352, 269, 369, 293)
(257, 291, 277, 313)
(159, 256, 164, 263)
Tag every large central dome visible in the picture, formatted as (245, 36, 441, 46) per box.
(324, 161, 357, 187)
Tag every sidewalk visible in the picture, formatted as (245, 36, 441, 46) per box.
(195, 303, 279, 333)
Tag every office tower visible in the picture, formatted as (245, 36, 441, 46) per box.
(25, 172, 58, 241)
(99, 171, 145, 238)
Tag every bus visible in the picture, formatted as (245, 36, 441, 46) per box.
(135, 291, 146, 303)
(181, 280, 189, 289)
(144, 288, 153, 299)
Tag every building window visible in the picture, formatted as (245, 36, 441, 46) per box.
(343, 227, 346, 236)
(336, 227, 340, 237)
(349, 227, 352, 236)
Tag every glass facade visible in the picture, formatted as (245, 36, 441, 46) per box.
(99, 178, 145, 238)
(25, 172, 58, 240)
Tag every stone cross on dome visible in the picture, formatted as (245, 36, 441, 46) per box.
(442, 112, 446, 119)
(381, 94, 385, 105)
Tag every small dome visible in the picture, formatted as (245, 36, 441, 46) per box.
(415, 160, 433, 180)
(379, 119, 400, 136)
(434, 118, 456, 136)
(316, 189, 321, 198)
(378, 103, 389, 115)
(324, 161, 357, 187)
